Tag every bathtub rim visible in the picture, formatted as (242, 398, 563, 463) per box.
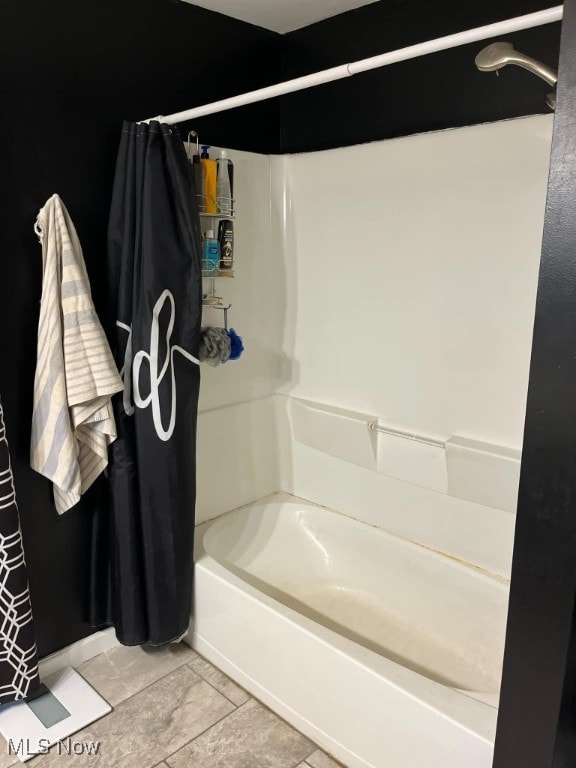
(203, 492, 511, 587)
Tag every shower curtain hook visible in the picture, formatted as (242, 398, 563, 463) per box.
(186, 130, 199, 159)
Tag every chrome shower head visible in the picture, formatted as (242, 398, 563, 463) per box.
(475, 42, 557, 110)
(475, 42, 557, 86)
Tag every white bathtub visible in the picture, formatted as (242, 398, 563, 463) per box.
(192, 493, 508, 768)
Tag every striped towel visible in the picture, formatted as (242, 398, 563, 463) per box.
(31, 195, 123, 514)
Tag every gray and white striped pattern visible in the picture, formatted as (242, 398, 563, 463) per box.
(31, 195, 123, 514)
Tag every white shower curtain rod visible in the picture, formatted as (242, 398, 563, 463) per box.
(145, 5, 563, 124)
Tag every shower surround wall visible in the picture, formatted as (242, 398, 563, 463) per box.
(196, 148, 283, 523)
(268, 115, 553, 578)
(191, 114, 553, 768)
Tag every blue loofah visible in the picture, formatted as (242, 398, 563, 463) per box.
(226, 328, 244, 361)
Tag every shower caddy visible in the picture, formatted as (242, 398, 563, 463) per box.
(186, 131, 235, 310)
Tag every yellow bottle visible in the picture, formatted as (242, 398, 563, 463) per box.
(201, 146, 217, 214)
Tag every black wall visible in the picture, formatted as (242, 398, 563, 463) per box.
(0, 0, 282, 658)
(280, 0, 562, 152)
(492, 0, 576, 763)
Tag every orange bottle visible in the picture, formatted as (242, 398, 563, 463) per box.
(200, 145, 217, 214)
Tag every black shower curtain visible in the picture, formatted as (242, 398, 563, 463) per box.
(95, 121, 202, 645)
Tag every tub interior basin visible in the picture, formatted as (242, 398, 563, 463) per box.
(203, 497, 509, 694)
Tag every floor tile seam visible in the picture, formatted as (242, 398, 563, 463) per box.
(162, 700, 256, 766)
(76, 652, 200, 710)
(184, 661, 247, 708)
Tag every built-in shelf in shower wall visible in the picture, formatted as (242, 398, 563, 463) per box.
(288, 395, 520, 512)
(290, 396, 378, 470)
(445, 436, 521, 513)
(275, 393, 516, 579)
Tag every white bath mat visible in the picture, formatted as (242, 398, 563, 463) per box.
(0, 667, 111, 762)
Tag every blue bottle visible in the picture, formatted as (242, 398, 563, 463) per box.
(203, 229, 220, 275)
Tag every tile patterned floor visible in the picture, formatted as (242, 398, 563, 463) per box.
(0, 643, 344, 768)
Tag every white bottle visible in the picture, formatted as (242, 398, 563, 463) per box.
(216, 150, 232, 215)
